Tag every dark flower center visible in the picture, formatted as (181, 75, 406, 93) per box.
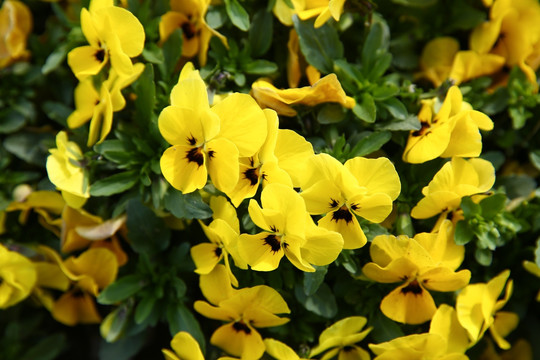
(185, 147, 204, 167)
(243, 167, 260, 186)
(412, 121, 431, 137)
(214, 246, 222, 258)
(95, 49, 105, 62)
(331, 206, 353, 223)
(181, 22, 197, 39)
(401, 279, 423, 295)
(263, 234, 281, 253)
(232, 321, 251, 334)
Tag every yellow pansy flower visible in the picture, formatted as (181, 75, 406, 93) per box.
(0, 244, 37, 309)
(159, 64, 267, 194)
(300, 154, 400, 249)
(67, 0, 145, 79)
(456, 270, 519, 350)
(0, 0, 32, 68)
(192, 196, 246, 287)
(251, 74, 355, 117)
(238, 183, 343, 272)
(162, 331, 204, 360)
(310, 316, 372, 360)
(6, 189, 65, 235)
(194, 265, 290, 359)
(226, 109, 293, 207)
(159, 0, 227, 66)
(403, 86, 493, 164)
(470, 0, 540, 88)
(362, 221, 470, 324)
(369, 305, 470, 360)
(46, 131, 90, 208)
(411, 157, 495, 219)
(67, 63, 144, 146)
(273, 0, 347, 28)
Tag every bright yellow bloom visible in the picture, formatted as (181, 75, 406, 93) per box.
(32, 257, 70, 311)
(159, 0, 227, 66)
(225, 109, 293, 207)
(456, 270, 519, 350)
(369, 305, 469, 360)
(194, 265, 290, 359)
(67, 0, 145, 79)
(6, 189, 64, 234)
(273, 129, 314, 188)
(67, 63, 144, 146)
(0, 244, 37, 309)
(46, 131, 90, 208)
(162, 331, 204, 360)
(523, 260, 540, 301)
(470, 0, 540, 89)
(238, 183, 343, 272)
(264, 338, 308, 360)
(192, 196, 246, 287)
(411, 157, 495, 219)
(300, 154, 400, 249)
(310, 316, 372, 360)
(159, 64, 267, 194)
(363, 221, 470, 324)
(0, 0, 32, 68)
(251, 74, 355, 117)
(403, 86, 493, 164)
(273, 0, 347, 28)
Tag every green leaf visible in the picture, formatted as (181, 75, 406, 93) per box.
(370, 311, 405, 343)
(166, 303, 206, 351)
(293, 15, 344, 73)
(126, 199, 171, 255)
(0, 110, 25, 133)
(98, 275, 146, 305)
(361, 20, 390, 71)
(460, 196, 481, 217)
(353, 93, 376, 123)
(530, 150, 540, 171)
(42, 45, 68, 75)
(4, 132, 54, 166)
(371, 83, 399, 101)
(381, 97, 407, 120)
(317, 104, 347, 124)
(375, 115, 421, 131)
(509, 106, 531, 129)
(133, 64, 156, 127)
(303, 265, 328, 296)
(368, 52, 392, 80)
(479, 193, 506, 220)
(135, 295, 157, 325)
(294, 283, 337, 318)
(455, 221, 475, 245)
(99, 331, 146, 360)
(90, 171, 139, 197)
(142, 43, 164, 64)
(244, 60, 278, 75)
(225, 0, 250, 31)
(162, 29, 183, 77)
(164, 188, 213, 220)
(249, 10, 273, 56)
(475, 247, 493, 266)
(390, 0, 437, 6)
(350, 131, 392, 157)
(498, 175, 537, 199)
(20, 334, 66, 360)
(43, 101, 72, 127)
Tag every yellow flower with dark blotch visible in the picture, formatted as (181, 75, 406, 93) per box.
(159, 64, 267, 194)
(67, 0, 145, 79)
(362, 221, 470, 324)
(6, 189, 65, 234)
(68, 63, 145, 146)
(192, 196, 246, 287)
(403, 86, 493, 164)
(238, 183, 343, 272)
(456, 270, 519, 350)
(309, 316, 372, 360)
(226, 109, 293, 207)
(0, 244, 37, 309)
(0, 0, 32, 68)
(273, 0, 347, 28)
(300, 154, 400, 249)
(411, 157, 495, 219)
(194, 265, 290, 359)
(159, 0, 227, 66)
(46, 131, 90, 208)
(470, 0, 540, 89)
(162, 331, 204, 360)
(251, 74, 355, 117)
(369, 305, 470, 360)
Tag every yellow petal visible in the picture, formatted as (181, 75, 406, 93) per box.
(274, 130, 314, 188)
(420, 268, 471, 292)
(206, 137, 240, 193)
(448, 50, 505, 84)
(429, 304, 470, 354)
(67, 45, 107, 80)
(301, 178, 343, 215)
(0, 244, 37, 309)
(34, 261, 70, 291)
(160, 145, 208, 193)
(211, 323, 265, 360)
(380, 281, 437, 324)
(418, 37, 460, 87)
(198, 264, 237, 305)
(190, 242, 222, 274)
(490, 311, 519, 350)
(264, 338, 300, 360)
(97, 6, 144, 57)
(318, 211, 367, 250)
(170, 74, 210, 111)
(169, 331, 205, 360)
(349, 192, 393, 224)
(68, 78, 99, 129)
(52, 290, 102, 326)
(301, 219, 343, 266)
(64, 248, 118, 295)
(344, 157, 401, 200)
(238, 233, 285, 271)
(159, 106, 219, 146)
